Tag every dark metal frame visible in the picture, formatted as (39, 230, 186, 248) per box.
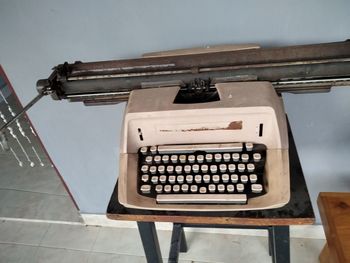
(36, 40, 350, 105)
(137, 222, 289, 263)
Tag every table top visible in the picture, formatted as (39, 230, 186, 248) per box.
(107, 124, 315, 226)
(318, 192, 350, 263)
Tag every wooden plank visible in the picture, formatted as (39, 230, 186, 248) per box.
(318, 192, 350, 263)
(319, 244, 335, 263)
(107, 213, 314, 226)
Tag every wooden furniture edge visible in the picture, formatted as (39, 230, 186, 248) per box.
(106, 213, 315, 226)
(317, 192, 350, 263)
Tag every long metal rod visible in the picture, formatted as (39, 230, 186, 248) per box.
(0, 93, 44, 133)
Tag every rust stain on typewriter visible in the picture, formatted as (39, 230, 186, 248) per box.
(160, 121, 242, 132)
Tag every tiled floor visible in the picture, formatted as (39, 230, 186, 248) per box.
(0, 219, 325, 263)
(0, 151, 82, 222)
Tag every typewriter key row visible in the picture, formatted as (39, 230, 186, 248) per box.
(141, 174, 259, 184)
(142, 153, 261, 164)
(141, 163, 256, 174)
(141, 183, 263, 194)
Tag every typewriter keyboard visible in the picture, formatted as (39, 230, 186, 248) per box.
(137, 142, 266, 204)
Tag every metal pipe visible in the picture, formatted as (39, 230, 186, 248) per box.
(0, 93, 44, 133)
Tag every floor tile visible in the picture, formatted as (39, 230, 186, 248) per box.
(87, 252, 146, 263)
(177, 231, 271, 263)
(35, 247, 90, 263)
(291, 238, 325, 263)
(0, 158, 67, 196)
(0, 243, 37, 263)
(0, 220, 49, 245)
(36, 194, 82, 222)
(92, 227, 144, 255)
(40, 224, 100, 251)
(0, 189, 81, 222)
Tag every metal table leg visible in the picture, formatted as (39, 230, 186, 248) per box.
(137, 222, 163, 263)
(270, 226, 290, 263)
(168, 224, 188, 263)
(268, 227, 273, 256)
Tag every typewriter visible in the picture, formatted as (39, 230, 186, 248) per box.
(4, 40, 347, 211)
(118, 81, 290, 211)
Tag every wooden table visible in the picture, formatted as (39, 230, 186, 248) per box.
(107, 126, 315, 263)
(318, 192, 350, 263)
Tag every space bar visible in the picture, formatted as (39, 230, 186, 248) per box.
(156, 194, 247, 204)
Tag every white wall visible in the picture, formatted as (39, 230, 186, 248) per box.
(0, 0, 349, 221)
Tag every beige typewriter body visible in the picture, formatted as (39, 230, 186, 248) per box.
(118, 81, 290, 211)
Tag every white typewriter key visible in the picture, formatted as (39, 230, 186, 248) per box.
(222, 174, 229, 183)
(214, 153, 222, 162)
(171, 155, 178, 163)
(179, 155, 186, 163)
(175, 165, 182, 174)
(155, 185, 163, 193)
(218, 184, 225, 193)
(195, 175, 202, 183)
(160, 175, 167, 183)
(141, 174, 149, 182)
(241, 154, 249, 162)
(158, 165, 165, 174)
(140, 147, 148, 155)
(141, 165, 149, 173)
(228, 164, 236, 172)
(164, 185, 171, 193)
(184, 165, 191, 174)
(186, 175, 193, 183)
(150, 166, 157, 174)
(162, 155, 169, 163)
(232, 153, 240, 162)
(203, 174, 210, 183)
(247, 163, 255, 172)
(253, 153, 261, 162)
(205, 153, 213, 162)
(223, 153, 231, 162)
(173, 185, 180, 193)
(240, 175, 248, 183)
(188, 155, 195, 163)
(201, 164, 208, 173)
(167, 165, 174, 173)
(181, 184, 189, 192)
(197, 155, 204, 163)
(190, 185, 198, 193)
(145, 156, 153, 164)
(192, 164, 199, 173)
(151, 176, 158, 184)
(251, 184, 263, 193)
(231, 174, 239, 183)
(249, 174, 258, 183)
(169, 176, 176, 184)
(238, 163, 245, 172)
(154, 155, 161, 164)
(177, 175, 184, 184)
(150, 146, 157, 154)
(208, 184, 216, 193)
(227, 184, 235, 193)
(237, 183, 245, 192)
(219, 164, 227, 172)
(140, 185, 151, 193)
(208, 184, 216, 192)
(212, 174, 220, 183)
(199, 187, 207, 194)
(210, 165, 217, 173)
(245, 142, 253, 151)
